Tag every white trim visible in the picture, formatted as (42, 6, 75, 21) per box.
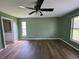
(1, 17, 13, 20)
(59, 38, 79, 51)
(1, 16, 14, 48)
(1, 17, 7, 48)
(20, 38, 61, 40)
(70, 18, 74, 41)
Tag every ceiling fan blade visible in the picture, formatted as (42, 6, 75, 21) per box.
(26, 7, 34, 10)
(40, 8, 54, 11)
(39, 11, 43, 16)
(37, 0, 44, 7)
(35, 0, 44, 9)
(29, 11, 36, 15)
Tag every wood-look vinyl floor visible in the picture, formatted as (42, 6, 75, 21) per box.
(0, 40, 79, 59)
(48, 40, 79, 59)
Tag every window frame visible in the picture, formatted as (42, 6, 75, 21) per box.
(70, 16, 79, 43)
(21, 21, 27, 37)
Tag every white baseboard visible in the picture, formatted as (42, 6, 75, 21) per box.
(59, 38, 79, 51)
(20, 38, 61, 40)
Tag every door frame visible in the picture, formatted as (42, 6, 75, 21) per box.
(1, 16, 14, 48)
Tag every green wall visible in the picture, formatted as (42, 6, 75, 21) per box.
(0, 11, 17, 49)
(18, 17, 58, 39)
(58, 8, 79, 49)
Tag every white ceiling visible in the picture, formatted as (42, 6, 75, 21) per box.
(0, 0, 79, 18)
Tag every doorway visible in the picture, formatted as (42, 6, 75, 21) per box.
(3, 19, 13, 45)
(1, 17, 18, 48)
(1, 17, 14, 48)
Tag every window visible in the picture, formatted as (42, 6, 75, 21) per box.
(71, 16, 79, 42)
(21, 22, 27, 36)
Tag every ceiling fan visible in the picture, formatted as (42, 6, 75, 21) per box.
(26, 0, 54, 16)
